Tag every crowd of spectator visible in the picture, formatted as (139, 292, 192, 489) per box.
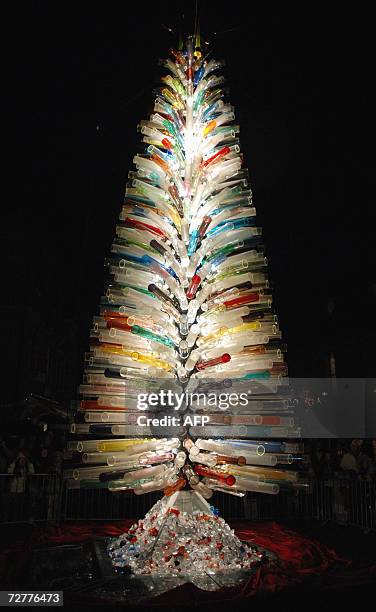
(303, 439, 376, 480)
(0, 430, 63, 523)
(1, 432, 375, 525)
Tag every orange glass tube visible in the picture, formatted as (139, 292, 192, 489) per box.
(193, 465, 236, 486)
(151, 154, 171, 175)
(99, 342, 124, 353)
(215, 454, 246, 466)
(241, 345, 267, 355)
(164, 477, 186, 497)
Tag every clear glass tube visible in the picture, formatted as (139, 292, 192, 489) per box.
(195, 438, 265, 456)
(189, 451, 217, 467)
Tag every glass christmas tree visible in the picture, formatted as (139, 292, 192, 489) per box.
(65, 36, 303, 586)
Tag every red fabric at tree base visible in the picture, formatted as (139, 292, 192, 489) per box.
(0, 520, 374, 600)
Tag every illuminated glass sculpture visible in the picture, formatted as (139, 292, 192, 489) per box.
(65, 38, 303, 588)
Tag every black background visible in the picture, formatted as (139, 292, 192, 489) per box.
(2, 1, 375, 404)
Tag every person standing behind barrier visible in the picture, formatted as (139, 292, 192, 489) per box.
(370, 440, 376, 480)
(7, 452, 35, 521)
(340, 440, 373, 479)
(0, 437, 14, 521)
(35, 432, 63, 523)
(46, 443, 63, 522)
(310, 441, 332, 479)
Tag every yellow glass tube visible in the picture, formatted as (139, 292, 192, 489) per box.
(227, 464, 298, 482)
(203, 120, 217, 136)
(97, 439, 154, 452)
(99, 344, 172, 371)
(200, 321, 261, 344)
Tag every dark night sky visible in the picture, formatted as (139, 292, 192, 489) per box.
(2, 1, 375, 402)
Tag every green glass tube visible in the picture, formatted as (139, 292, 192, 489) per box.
(108, 477, 154, 492)
(122, 238, 158, 254)
(210, 267, 250, 282)
(81, 480, 111, 489)
(131, 324, 174, 348)
(240, 370, 271, 380)
(205, 241, 240, 262)
(193, 90, 205, 112)
(119, 284, 156, 298)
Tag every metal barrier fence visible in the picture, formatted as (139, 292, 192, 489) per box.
(62, 479, 376, 532)
(62, 486, 249, 522)
(244, 479, 376, 531)
(63, 488, 161, 522)
(0, 474, 62, 524)
(1, 475, 375, 532)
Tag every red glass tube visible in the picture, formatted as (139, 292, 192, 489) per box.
(100, 309, 125, 319)
(80, 400, 125, 411)
(186, 66, 193, 81)
(161, 138, 173, 151)
(161, 113, 174, 123)
(186, 275, 201, 299)
(271, 364, 288, 375)
(200, 146, 231, 169)
(105, 318, 132, 333)
(196, 353, 231, 371)
(193, 465, 236, 486)
(258, 416, 281, 426)
(224, 292, 260, 309)
(198, 216, 212, 238)
(169, 48, 186, 65)
(168, 185, 183, 215)
(124, 217, 165, 237)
